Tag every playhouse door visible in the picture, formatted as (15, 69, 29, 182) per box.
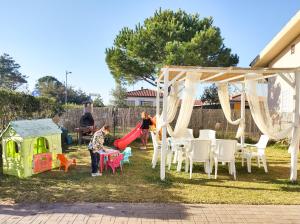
(4, 140, 22, 176)
(33, 153, 52, 173)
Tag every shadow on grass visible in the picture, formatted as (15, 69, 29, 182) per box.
(0, 144, 187, 205)
(160, 161, 300, 192)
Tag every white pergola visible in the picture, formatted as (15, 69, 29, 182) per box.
(155, 65, 300, 182)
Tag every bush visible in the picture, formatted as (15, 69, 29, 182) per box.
(0, 88, 63, 130)
(62, 103, 83, 110)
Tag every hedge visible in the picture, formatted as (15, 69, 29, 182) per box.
(0, 88, 63, 131)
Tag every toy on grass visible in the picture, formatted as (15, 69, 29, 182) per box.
(57, 154, 76, 172)
(0, 119, 62, 178)
(121, 147, 132, 164)
(106, 153, 124, 174)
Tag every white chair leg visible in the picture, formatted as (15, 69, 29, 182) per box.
(246, 156, 251, 173)
(152, 147, 159, 169)
(167, 152, 172, 170)
(241, 156, 244, 167)
(214, 158, 218, 179)
(228, 162, 232, 174)
(204, 162, 208, 173)
(210, 157, 214, 174)
(261, 155, 268, 173)
(189, 158, 193, 179)
(257, 157, 260, 167)
(185, 155, 189, 173)
(207, 161, 211, 179)
(232, 161, 236, 180)
(177, 151, 183, 172)
(173, 150, 178, 163)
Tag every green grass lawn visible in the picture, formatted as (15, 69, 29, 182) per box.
(0, 141, 300, 204)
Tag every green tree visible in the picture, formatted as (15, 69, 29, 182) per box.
(106, 9, 239, 86)
(35, 76, 65, 103)
(0, 53, 27, 90)
(35, 75, 90, 104)
(201, 83, 238, 107)
(201, 84, 219, 105)
(67, 88, 90, 104)
(110, 83, 128, 107)
(93, 96, 104, 107)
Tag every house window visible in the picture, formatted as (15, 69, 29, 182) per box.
(140, 101, 153, 107)
(291, 44, 295, 54)
(126, 100, 135, 106)
(34, 137, 49, 154)
(6, 140, 19, 158)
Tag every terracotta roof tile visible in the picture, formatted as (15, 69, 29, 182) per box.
(126, 89, 163, 97)
(194, 99, 203, 106)
(127, 89, 203, 106)
(230, 93, 264, 102)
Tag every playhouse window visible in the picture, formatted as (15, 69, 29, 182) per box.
(34, 137, 50, 154)
(6, 140, 19, 158)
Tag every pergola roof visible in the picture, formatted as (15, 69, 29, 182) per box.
(158, 65, 300, 84)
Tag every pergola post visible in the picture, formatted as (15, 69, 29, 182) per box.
(160, 70, 169, 181)
(156, 81, 160, 118)
(240, 83, 246, 146)
(290, 71, 300, 182)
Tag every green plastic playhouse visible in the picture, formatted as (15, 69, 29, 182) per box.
(1, 119, 62, 178)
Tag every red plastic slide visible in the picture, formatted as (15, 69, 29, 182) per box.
(114, 123, 142, 150)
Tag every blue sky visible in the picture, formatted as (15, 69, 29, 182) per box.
(0, 0, 299, 103)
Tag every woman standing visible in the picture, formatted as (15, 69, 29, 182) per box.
(140, 112, 153, 150)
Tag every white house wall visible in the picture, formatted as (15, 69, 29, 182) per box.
(126, 97, 162, 107)
(270, 35, 300, 68)
(268, 35, 300, 117)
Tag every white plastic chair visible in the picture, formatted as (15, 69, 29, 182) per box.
(184, 128, 194, 138)
(150, 131, 161, 169)
(169, 138, 190, 172)
(243, 135, 269, 173)
(199, 129, 216, 169)
(187, 139, 211, 179)
(151, 131, 172, 169)
(167, 137, 178, 170)
(213, 139, 237, 180)
(199, 129, 216, 140)
(170, 129, 193, 167)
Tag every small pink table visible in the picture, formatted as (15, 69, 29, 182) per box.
(97, 149, 120, 173)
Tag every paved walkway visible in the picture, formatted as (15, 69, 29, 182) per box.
(0, 203, 300, 224)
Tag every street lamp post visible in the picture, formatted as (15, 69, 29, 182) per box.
(65, 71, 72, 104)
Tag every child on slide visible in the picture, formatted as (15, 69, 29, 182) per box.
(140, 112, 153, 150)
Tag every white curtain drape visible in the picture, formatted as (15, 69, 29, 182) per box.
(157, 82, 180, 131)
(245, 73, 293, 140)
(217, 83, 244, 138)
(167, 73, 200, 138)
